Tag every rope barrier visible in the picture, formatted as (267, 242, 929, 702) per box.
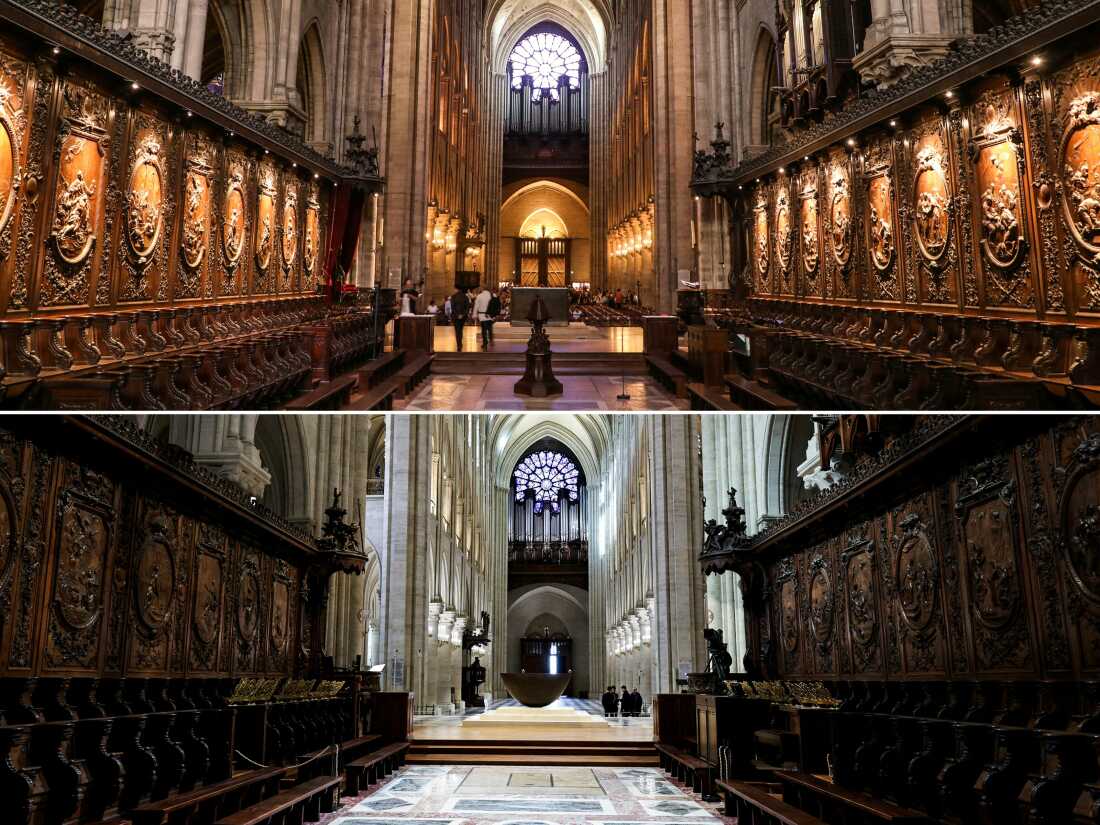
(233, 743, 338, 772)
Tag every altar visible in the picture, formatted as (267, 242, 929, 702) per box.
(510, 287, 570, 326)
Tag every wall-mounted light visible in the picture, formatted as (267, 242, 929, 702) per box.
(130, 82, 139, 91)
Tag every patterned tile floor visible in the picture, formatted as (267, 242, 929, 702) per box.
(321, 765, 733, 825)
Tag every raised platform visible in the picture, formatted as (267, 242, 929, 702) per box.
(462, 704, 611, 728)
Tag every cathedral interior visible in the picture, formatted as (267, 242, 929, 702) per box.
(2, 0, 1100, 824)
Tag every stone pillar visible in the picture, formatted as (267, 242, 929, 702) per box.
(647, 415, 706, 692)
(381, 415, 432, 695)
(380, 0, 434, 290)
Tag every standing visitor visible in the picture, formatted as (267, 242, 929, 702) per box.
(474, 285, 493, 349)
(487, 289, 502, 344)
(450, 287, 470, 351)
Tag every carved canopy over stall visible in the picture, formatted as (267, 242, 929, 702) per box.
(701, 414, 1100, 684)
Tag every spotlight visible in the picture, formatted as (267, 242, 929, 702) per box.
(945, 90, 954, 98)
(889, 120, 897, 127)
(1031, 56, 1043, 66)
(52, 46, 60, 55)
(130, 82, 139, 91)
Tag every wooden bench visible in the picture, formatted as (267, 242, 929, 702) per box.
(359, 351, 405, 389)
(337, 735, 381, 770)
(395, 353, 433, 399)
(717, 779, 826, 825)
(343, 742, 410, 796)
(284, 374, 358, 410)
(655, 742, 716, 799)
(777, 771, 931, 823)
(647, 355, 689, 398)
(687, 382, 740, 410)
(345, 381, 399, 411)
(213, 775, 341, 825)
(130, 767, 285, 825)
(725, 373, 800, 411)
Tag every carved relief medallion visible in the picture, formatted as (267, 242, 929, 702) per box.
(222, 163, 246, 268)
(775, 184, 792, 275)
(1061, 433, 1100, 603)
(304, 193, 320, 275)
(255, 168, 276, 272)
(867, 168, 895, 272)
(753, 190, 770, 284)
(913, 145, 951, 263)
(845, 543, 877, 647)
(809, 556, 834, 646)
(281, 184, 298, 270)
(962, 494, 1020, 629)
(895, 513, 938, 632)
(125, 131, 164, 266)
(778, 566, 799, 653)
(182, 145, 213, 272)
(1060, 91, 1100, 265)
(52, 138, 100, 265)
(238, 562, 261, 641)
(193, 553, 222, 646)
(56, 503, 108, 631)
(801, 173, 819, 276)
(135, 512, 175, 632)
(829, 164, 852, 268)
(0, 69, 21, 238)
(271, 579, 289, 652)
(973, 95, 1025, 271)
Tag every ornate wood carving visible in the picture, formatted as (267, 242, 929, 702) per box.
(252, 161, 276, 292)
(705, 415, 1100, 686)
(44, 461, 115, 671)
(863, 137, 898, 300)
(41, 80, 108, 307)
(970, 85, 1035, 309)
(177, 132, 215, 299)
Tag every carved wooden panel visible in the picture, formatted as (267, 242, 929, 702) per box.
(218, 148, 249, 297)
(118, 112, 174, 303)
(799, 165, 820, 297)
(743, 416, 1100, 685)
(303, 182, 321, 291)
(970, 84, 1036, 310)
(252, 159, 276, 295)
(753, 184, 770, 293)
(863, 135, 899, 302)
(176, 131, 217, 300)
(43, 460, 115, 671)
(909, 112, 959, 305)
(775, 178, 793, 295)
(280, 176, 298, 293)
(826, 150, 854, 299)
(1053, 55, 1100, 313)
(40, 79, 111, 308)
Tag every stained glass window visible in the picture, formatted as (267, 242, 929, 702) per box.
(513, 450, 580, 514)
(510, 33, 582, 100)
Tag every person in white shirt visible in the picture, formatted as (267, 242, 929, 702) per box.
(473, 286, 493, 349)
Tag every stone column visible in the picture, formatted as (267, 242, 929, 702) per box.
(381, 415, 432, 696)
(647, 415, 705, 692)
(380, 0, 434, 290)
(650, 0, 698, 312)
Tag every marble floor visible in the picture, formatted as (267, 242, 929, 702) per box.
(322, 765, 732, 825)
(430, 323, 646, 354)
(396, 374, 688, 411)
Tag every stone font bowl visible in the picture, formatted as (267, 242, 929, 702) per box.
(501, 672, 572, 707)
